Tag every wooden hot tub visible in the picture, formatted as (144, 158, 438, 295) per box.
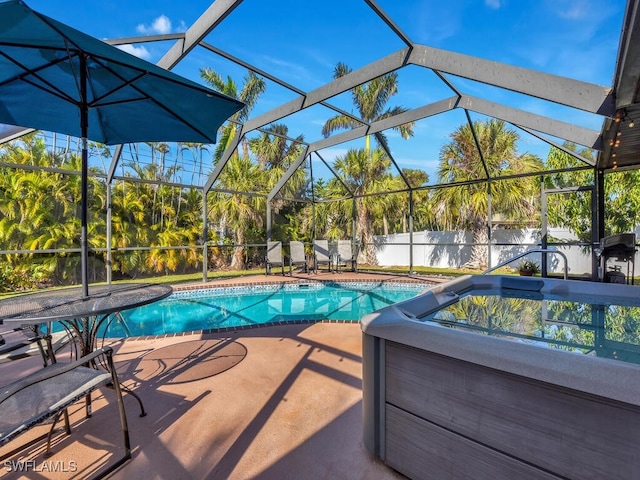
(361, 275, 640, 480)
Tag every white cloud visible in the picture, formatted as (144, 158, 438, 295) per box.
(152, 15, 172, 34)
(485, 0, 502, 9)
(117, 44, 151, 60)
(175, 20, 188, 33)
(136, 14, 172, 35)
(555, 0, 590, 20)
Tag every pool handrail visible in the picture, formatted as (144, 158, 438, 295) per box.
(482, 248, 568, 279)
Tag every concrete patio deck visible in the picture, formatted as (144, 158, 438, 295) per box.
(1, 272, 441, 479)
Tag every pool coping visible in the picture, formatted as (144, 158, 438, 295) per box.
(171, 276, 434, 292)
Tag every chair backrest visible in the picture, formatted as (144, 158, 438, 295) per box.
(290, 241, 306, 264)
(337, 240, 353, 260)
(313, 239, 331, 262)
(267, 241, 283, 264)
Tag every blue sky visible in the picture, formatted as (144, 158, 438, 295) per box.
(25, 0, 628, 184)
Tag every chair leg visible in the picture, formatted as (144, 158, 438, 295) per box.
(119, 383, 147, 417)
(101, 352, 132, 479)
(44, 410, 67, 458)
(63, 409, 71, 435)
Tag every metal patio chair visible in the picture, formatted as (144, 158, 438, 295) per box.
(289, 241, 309, 274)
(0, 326, 72, 366)
(0, 346, 132, 480)
(265, 241, 285, 275)
(336, 240, 358, 273)
(313, 239, 333, 274)
(0, 323, 58, 366)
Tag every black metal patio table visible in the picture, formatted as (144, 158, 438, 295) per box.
(0, 283, 173, 416)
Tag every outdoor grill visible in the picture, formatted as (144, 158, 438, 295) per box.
(599, 233, 637, 284)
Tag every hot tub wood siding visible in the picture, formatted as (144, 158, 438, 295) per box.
(384, 340, 640, 480)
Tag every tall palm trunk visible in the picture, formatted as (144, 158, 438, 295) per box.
(470, 227, 489, 269)
(358, 206, 378, 265)
(231, 228, 245, 270)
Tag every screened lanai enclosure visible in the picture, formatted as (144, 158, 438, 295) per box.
(1, 0, 640, 289)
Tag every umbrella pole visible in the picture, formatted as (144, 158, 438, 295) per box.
(81, 138, 88, 297)
(80, 55, 89, 297)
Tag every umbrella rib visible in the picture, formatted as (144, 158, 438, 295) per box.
(63, 38, 83, 104)
(0, 47, 212, 143)
(85, 56, 216, 142)
(19, 76, 80, 105)
(82, 60, 151, 142)
(14, 5, 91, 101)
(0, 49, 80, 105)
(88, 71, 149, 107)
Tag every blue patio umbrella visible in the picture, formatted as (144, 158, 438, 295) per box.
(0, 0, 244, 295)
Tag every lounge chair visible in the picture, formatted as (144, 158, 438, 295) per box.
(313, 239, 333, 273)
(336, 240, 358, 273)
(289, 241, 309, 274)
(265, 241, 285, 275)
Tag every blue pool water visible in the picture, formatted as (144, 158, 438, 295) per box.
(105, 281, 427, 337)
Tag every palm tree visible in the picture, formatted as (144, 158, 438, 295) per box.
(200, 68, 266, 161)
(208, 155, 265, 269)
(200, 68, 268, 269)
(248, 123, 307, 236)
(544, 143, 640, 243)
(110, 183, 148, 275)
(0, 137, 108, 285)
(321, 62, 415, 264)
(399, 169, 432, 232)
(432, 119, 542, 268)
(323, 148, 399, 264)
(179, 142, 210, 185)
(146, 225, 193, 274)
(322, 62, 414, 152)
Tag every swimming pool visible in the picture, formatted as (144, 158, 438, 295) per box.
(104, 281, 427, 337)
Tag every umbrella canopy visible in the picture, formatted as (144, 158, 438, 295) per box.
(0, 0, 244, 144)
(0, 0, 245, 295)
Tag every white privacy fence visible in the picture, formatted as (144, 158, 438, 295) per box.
(372, 228, 640, 276)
